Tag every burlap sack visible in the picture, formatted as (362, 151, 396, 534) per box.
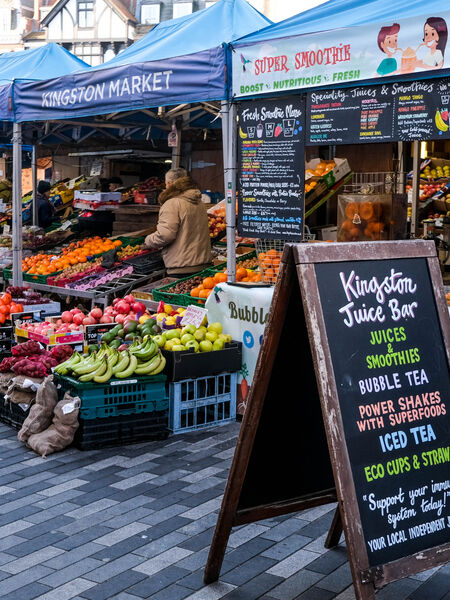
(17, 376, 58, 443)
(8, 376, 43, 393)
(27, 393, 80, 458)
(7, 389, 35, 405)
(0, 373, 15, 395)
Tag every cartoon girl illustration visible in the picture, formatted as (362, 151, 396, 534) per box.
(376, 23, 402, 76)
(417, 17, 447, 69)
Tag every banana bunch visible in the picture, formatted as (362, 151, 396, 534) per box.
(55, 341, 166, 383)
(435, 109, 449, 132)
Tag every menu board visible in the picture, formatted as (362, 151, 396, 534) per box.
(307, 78, 450, 145)
(307, 87, 395, 144)
(315, 257, 450, 567)
(238, 97, 305, 241)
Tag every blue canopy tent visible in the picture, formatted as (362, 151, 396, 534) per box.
(0, 44, 88, 286)
(229, 0, 450, 243)
(11, 0, 271, 282)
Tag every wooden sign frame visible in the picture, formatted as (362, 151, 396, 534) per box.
(204, 240, 450, 599)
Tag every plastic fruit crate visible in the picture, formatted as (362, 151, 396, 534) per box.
(212, 250, 257, 271)
(56, 374, 168, 420)
(163, 341, 242, 382)
(153, 268, 218, 307)
(169, 372, 237, 434)
(0, 395, 31, 430)
(3, 268, 64, 284)
(123, 251, 164, 274)
(74, 410, 169, 450)
(116, 236, 146, 246)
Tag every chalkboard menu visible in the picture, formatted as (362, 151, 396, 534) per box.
(315, 257, 450, 567)
(306, 78, 450, 145)
(238, 97, 305, 241)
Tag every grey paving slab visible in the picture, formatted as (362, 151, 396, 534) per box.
(0, 420, 446, 600)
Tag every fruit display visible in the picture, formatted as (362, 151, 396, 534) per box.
(48, 258, 104, 285)
(16, 317, 84, 344)
(306, 160, 336, 178)
(97, 316, 161, 349)
(0, 292, 23, 324)
(6, 286, 50, 306)
(422, 163, 450, 179)
(407, 181, 447, 202)
(21, 237, 122, 276)
(257, 249, 282, 284)
(117, 244, 145, 260)
(55, 339, 166, 382)
(305, 181, 318, 194)
(121, 177, 163, 204)
(0, 341, 73, 376)
(190, 272, 229, 299)
(66, 265, 133, 291)
(159, 321, 232, 353)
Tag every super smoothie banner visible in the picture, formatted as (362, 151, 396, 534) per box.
(232, 12, 450, 98)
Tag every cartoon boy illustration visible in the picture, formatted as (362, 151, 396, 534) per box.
(376, 23, 402, 76)
(416, 17, 447, 69)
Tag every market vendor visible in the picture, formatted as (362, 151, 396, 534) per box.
(36, 180, 56, 229)
(109, 177, 123, 192)
(145, 168, 212, 277)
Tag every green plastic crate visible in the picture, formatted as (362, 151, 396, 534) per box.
(212, 250, 257, 272)
(116, 236, 146, 247)
(153, 268, 218, 307)
(3, 268, 64, 284)
(56, 373, 168, 420)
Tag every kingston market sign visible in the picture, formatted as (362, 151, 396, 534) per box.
(232, 11, 450, 97)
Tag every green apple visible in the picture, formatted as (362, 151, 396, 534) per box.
(198, 326, 207, 334)
(166, 328, 182, 340)
(205, 331, 218, 343)
(213, 338, 225, 351)
(207, 322, 223, 335)
(172, 344, 186, 351)
(181, 324, 196, 336)
(181, 333, 194, 345)
(223, 334, 232, 343)
(194, 329, 205, 342)
(153, 334, 166, 348)
(185, 340, 199, 352)
(199, 340, 213, 352)
(164, 339, 177, 351)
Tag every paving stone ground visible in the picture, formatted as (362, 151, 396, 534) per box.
(0, 421, 448, 600)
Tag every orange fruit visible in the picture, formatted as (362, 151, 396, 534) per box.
(199, 289, 209, 298)
(267, 248, 278, 257)
(263, 256, 273, 268)
(190, 288, 200, 297)
(236, 267, 247, 281)
(214, 272, 227, 283)
(202, 277, 215, 289)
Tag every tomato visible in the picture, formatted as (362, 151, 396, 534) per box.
(0, 305, 8, 316)
(15, 304, 23, 313)
(9, 304, 21, 314)
(0, 313, 6, 324)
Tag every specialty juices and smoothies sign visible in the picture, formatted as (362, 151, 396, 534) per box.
(315, 258, 450, 566)
(237, 97, 305, 240)
(233, 11, 450, 98)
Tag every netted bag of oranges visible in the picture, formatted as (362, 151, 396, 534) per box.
(258, 249, 282, 284)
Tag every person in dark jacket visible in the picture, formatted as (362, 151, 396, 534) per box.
(36, 181, 55, 229)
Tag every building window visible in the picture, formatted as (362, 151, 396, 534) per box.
(0, 8, 10, 32)
(10, 9, 17, 30)
(74, 43, 101, 65)
(78, 0, 94, 28)
(173, 2, 193, 19)
(140, 3, 160, 25)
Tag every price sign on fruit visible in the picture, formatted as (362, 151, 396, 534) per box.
(181, 306, 208, 329)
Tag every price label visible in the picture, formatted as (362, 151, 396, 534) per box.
(11, 311, 43, 326)
(3, 224, 10, 234)
(181, 305, 208, 328)
(84, 323, 115, 345)
(61, 221, 71, 231)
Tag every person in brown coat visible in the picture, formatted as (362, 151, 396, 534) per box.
(145, 168, 212, 276)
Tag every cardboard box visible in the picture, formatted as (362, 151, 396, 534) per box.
(74, 191, 122, 203)
(318, 226, 338, 241)
(305, 158, 351, 188)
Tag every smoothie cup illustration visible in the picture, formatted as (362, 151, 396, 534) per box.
(400, 47, 416, 73)
(265, 122, 275, 137)
(256, 123, 263, 138)
(247, 126, 256, 138)
(283, 118, 295, 137)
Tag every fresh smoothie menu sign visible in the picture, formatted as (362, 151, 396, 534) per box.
(238, 97, 305, 240)
(307, 78, 450, 144)
(315, 258, 450, 566)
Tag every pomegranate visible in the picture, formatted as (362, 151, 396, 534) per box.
(132, 302, 146, 314)
(123, 294, 135, 304)
(82, 316, 96, 326)
(100, 315, 113, 324)
(90, 307, 103, 320)
(116, 301, 130, 315)
(114, 314, 126, 324)
(73, 313, 85, 326)
(61, 311, 73, 323)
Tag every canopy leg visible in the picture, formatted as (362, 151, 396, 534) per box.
(225, 102, 236, 282)
(32, 145, 38, 227)
(12, 122, 23, 287)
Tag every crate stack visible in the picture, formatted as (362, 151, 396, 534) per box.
(56, 374, 169, 450)
(163, 342, 242, 435)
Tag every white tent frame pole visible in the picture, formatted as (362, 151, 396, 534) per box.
(225, 102, 237, 283)
(410, 140, 420, 238)
(32, 145, 38, 227)
(12, 122, 23, 286)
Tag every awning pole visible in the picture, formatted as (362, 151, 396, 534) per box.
(32, 145, 38, 227)
(226, 102, 237, 283)
(171, 120, 181, 168)
(12, 122, 23, 286)
(410, 141, 420, 239)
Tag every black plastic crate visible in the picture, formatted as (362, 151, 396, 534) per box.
(124, 251, 164, 274)
(74, 410, 169, 450)
(0, 395, 31, 430)
(162, 341, 242, 382)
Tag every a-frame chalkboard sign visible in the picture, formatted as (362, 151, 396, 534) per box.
(204, 240, 450, 599)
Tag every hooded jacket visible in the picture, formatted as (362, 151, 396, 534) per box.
(145, 176, 212, 275)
